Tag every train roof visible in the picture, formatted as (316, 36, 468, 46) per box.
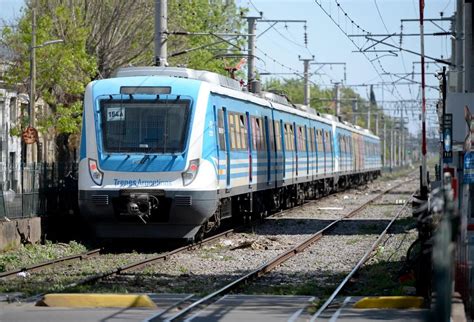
(113, 66, 379, 140)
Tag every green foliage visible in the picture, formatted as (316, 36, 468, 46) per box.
(2, 0, 96, 135)
(1, 0, 245, 136)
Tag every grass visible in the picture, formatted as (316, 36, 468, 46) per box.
(0, 240, 87, 273)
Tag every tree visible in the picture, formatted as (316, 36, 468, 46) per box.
(1, 0, 245, 141)
(2, 2, 96, 136)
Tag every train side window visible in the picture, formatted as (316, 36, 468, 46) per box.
(328, 132, 332, 154)
(285, 123, 294, 151)
(290, 124, 295, 151)
(325, 131, 331, 153)
(254, 117, 260, 151)
(267, 117, 274, 151)
(274, 121, 281, 151)
(218, 109, 226, 151)
(317, 130, 323, 153)
(251, 117, 257, 150)
(257, 118, 266, 151)
(309, 128, 314, 152)
(302, 126, 307, 152)
(228, 113, 236, 150)
(297, 126, 302, 152)
(234, 114, 242, 149)
(239, 114, 247, 150)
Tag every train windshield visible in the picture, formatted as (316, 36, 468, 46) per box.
(100, 99, 190, 154)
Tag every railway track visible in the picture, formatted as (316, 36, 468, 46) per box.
(309, 191, 415, 321)
(6, 174, 413, 306)
(19, 189, 341, 300)
(146, 177, 416, 321)
(0, 248, 101, 279)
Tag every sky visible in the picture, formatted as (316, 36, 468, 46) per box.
(235, 0, 454, 135)
(0, 0, 454, 135)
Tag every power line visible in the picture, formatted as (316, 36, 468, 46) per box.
(313, 0, 406, 102)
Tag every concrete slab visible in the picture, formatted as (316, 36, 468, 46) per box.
(0, 217, 41, 251)
(183, 294, 316, 322)
(316, 296, 430, 322)
(0, 293, 193, 322)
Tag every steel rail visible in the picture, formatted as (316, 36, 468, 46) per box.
(310, 190, 415, 320)
(162, 178, 415, 321)
(21, 185, 354, 302)
(0, 248, 101, 279)
(20, 229, 236, 303)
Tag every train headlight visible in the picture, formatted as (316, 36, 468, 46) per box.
(88, 158, 104, 186)
(182, 159, 200, 186)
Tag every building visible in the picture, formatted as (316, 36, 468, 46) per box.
(0, 45, 24, 193)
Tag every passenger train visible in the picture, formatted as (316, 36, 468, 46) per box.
(78, 67, 381, 240)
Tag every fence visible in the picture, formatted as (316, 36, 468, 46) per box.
(0, 162, 78, 220)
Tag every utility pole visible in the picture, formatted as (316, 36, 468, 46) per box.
(401, 107, 405, 166)
(245, 16, 305, 92)
(383, 117, 387, 167)
(465, 0, 473, 92)
(390, 123, 393, 170)
(399, 118, 403, 167)
(333, 82, 340, 117)
(247, 16, 258, 92)
(352, 100, 358, 124)
(367, 104, 371, 132)
(299, 55, 315, 106)
(154, 0, 168, 66)
(419, 0, 428, 195)
(456, 0, 463, 92)
(375, 114, 379, 136)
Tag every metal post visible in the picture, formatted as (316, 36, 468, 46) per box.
(299, 56, 314, 106)
(419, 0, 428, 195)
(352, 100, 357, 124)
(456, 0, 464, 92)
(154, 0, 168, 66)
(383, 117, 387, 167)
(401, 107, 404, 166)
(465, 0, 473, 92)
(375, 113, 379, 136)
(399, 119, 402, 167)
(367, 104, 371, 131)
(390, 123, 394, 171)
(247, 17, 257, 91)
(334, 82, 340, 117)
(29, 2, 36, 128)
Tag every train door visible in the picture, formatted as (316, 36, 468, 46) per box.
(322, 129, 327, 175)
(221, 108, 231, 188)
(316, 128, 324, 176)
(328, 130, 334, 174)
(279, 119, 286, 183)
(303, 125, 310, 176)
(293, 122, 298, 178)
(283, 122, 294, 182)
(264, 116, 272, 184)
(246, 112, 252, 184)
(309, 126, 316, 179)
(272, 115, 283, 185)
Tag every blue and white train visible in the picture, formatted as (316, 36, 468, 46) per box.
(78, 67, 381, 240)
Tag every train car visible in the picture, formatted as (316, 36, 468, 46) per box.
(78, 67, 381, 240)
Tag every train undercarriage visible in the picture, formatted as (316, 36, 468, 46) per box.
(197, 170, 381, 240)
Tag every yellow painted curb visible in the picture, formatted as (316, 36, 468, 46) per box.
(353, 296, 424, 309)
(36, 293, 157, 309)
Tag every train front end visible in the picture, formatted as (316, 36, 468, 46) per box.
(78, 72, 218, 240)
